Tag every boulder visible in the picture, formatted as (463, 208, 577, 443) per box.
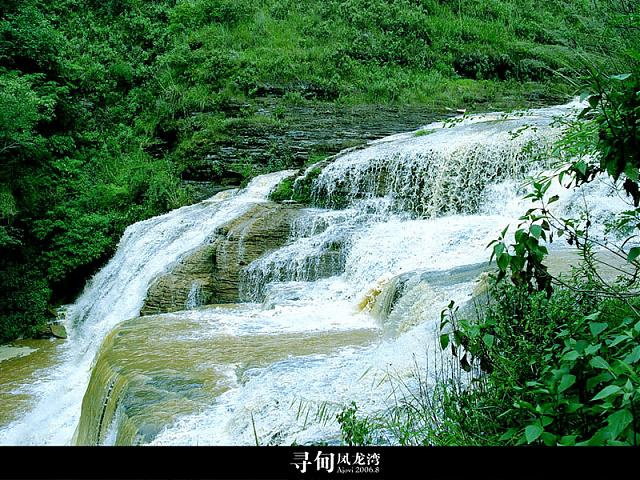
(365, 248, 635, 331)
(50, 324, 68, 339)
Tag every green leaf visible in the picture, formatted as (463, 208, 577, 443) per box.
(497, 252, 510, 271)
(625, 163, 639, 181)
(592, 385, 621, 401)
(606, 409, 633, 438)
(587, 372, 614, 390)
(610, 73, 632, 81)
(589, 322, 608, 337)
(590, 356, 610, 369)
(490, 242, 505, 263)
(624, 345, 640, 364)
(609, 334, 630, 347)
(558, 435, 577, 446)
(585, 343, 601, 356)
(624, 379, 634, 393)
(530, 224, 542, 239)
(483, 333, 495, 349)
(525, 424, 543, 443)
(440, 333, 449, 350)
(611, 359, 635, 377)
(562, 350, 580, 362)
(467, 325, 481, 338)
(607, 440, 632, 446)
(584, 312, 601, 321)
(577, 434, 607, 447)
(575, 340, 590, 354)
(541, 432, 557, 446)
(627, 247, 640, 263)
(558, 374, 576, 393)
(510, 255, 525, 272)
(566, 402, 583, 414)
(499, 427, 518, 442)
(588, 95, 601, 108)
(574, 160, 587, 175)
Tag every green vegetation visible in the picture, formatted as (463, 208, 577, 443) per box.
(336, 402, 374, 446)
(414, 129, 436, 137)
(268, 177, 296, 203)
(337, 46, 640, 446)
(0, 0, 637, 342)
(269, 166, 324, 204)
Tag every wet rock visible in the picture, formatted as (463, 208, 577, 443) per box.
(0, 345, 37, 363)
(182, 182, 236, 202)
(33, 323, 68, 340)
(50, 324, 68, 339)
(368, 262, 492, 323)
(140, 244, 217, 316)
(368, 249, 635, 329)
(75, 312, 378, 445)
(141, 203, 301, 314)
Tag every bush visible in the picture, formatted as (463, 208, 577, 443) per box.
(442, 279, 640, 446)
(336, 402, 373, 446)
(435, 54, 640, 446)
(0, 261, 51, 343)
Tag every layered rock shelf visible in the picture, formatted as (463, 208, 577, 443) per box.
(141, 203, 301, 314)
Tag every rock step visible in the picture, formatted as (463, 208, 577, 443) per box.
(141, 203, 301, 315)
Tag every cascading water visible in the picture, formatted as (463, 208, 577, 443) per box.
(311, 106, 566, 216)
(0, 102, 630, 445)
(239, 201, 392, 301)
(0, 171, 295, 445)
(185, 281, 206, 310)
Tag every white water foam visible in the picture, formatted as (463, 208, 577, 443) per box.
(0, 171, 295, 445)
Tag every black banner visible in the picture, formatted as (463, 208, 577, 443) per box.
(0, 446, 634, 480)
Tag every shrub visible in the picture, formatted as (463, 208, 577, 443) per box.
(336, 402, 373, 446)
(442, 279, 640, 445)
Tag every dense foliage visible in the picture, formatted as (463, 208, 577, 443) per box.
(0, 0, 637, 342)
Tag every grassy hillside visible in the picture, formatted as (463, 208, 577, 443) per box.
(0, 0, 638, 342)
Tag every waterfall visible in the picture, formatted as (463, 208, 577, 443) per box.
(0, 170, 296, 445)
(311, 105, 571, 216)
(1, 102, 630, 445)
(238, 204, 384, 301)
(185, 281, 205, 310)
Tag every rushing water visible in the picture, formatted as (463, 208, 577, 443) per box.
(0, 171, 295, 445)
(0, 102, 630, 445)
